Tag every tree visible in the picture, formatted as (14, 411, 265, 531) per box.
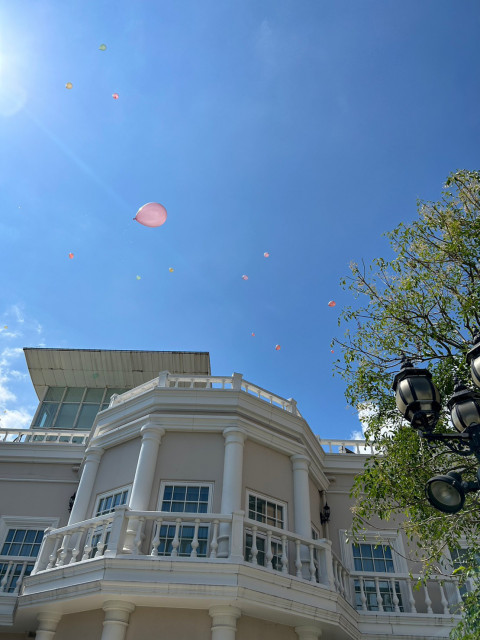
(334, 169, 480, 637)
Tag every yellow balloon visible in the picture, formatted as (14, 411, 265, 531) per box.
(65, 82, 73, 89)
(136, 275, 141, 280)
(169, 267, 174, 272)
(99, 44, 107, 51)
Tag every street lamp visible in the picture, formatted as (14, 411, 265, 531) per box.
(393, 345, 480, 513)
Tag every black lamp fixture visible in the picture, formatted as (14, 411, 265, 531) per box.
(393, 335, 480, 513)
(320, 503, 331, 525)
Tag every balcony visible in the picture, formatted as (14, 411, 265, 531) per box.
(17, 507, 461, 635)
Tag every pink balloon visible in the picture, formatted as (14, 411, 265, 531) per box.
(242, 275, 249, 280)
(134, 202, 167, 228)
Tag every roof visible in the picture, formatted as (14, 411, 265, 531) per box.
(23, 348, 211, 399)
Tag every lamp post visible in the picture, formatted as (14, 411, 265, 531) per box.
(392, 333, 480, 514)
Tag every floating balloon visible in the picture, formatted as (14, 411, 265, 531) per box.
(251, 332, 255, 337)
(242, 275, 248, 280)
(68, 253, 74, 259)
(136, 275, 141, 280)
(2, 326, 7, 330)
(328, 300, 336, 307)
(275, 344, 281, 351)
(99, 44, 107, 51)
(112, 93, 119, 100)
(331, 350, 334, 353)
(65, 82, 73, 89)
(264, 252, 270, 258)
(134, 202, 167, 228)
(169, 267, 174, 273)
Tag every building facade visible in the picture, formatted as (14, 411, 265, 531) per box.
(0, 348, 464, 640)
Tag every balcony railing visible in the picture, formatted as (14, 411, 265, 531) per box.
(109, 372, 301, 417)
(32, 508, 331, 588)
(28, 508, 462, 617)
(0, 557, 35, 594)
(0, 429, 88, 446)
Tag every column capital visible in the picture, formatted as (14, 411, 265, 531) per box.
(295, 624, 322, 640)
(84, 446, 104, 463)
(209, 605, 241, 625)
(37, 612, 62, 631)
(291, 453, 310, 471)
(140, 424, 165, 443)
(223, 427, 246, 445)
(103, 600, 136, 620)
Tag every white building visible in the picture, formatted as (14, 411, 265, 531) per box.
(0, 348, 464, 640)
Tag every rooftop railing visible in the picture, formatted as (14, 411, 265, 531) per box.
(318, 439, 376, 454)
(109, 372, 301, 417)
(0, 429, 88, 446)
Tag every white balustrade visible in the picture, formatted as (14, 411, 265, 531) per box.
(108, 373, 301, 415)
(0, 429, 88, 445)
(317, 438, 377, 455)
(0, 558, 33, 594)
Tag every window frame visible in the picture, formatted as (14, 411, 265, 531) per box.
(0, 516, 59, 593)
(245, 489, 287, 530)
(93, 485, 131, 517)
(152, 482, 214, 558)
(31, 386, 128, 431)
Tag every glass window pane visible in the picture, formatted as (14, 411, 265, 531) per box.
(45, 387, 65, 401)
(76, 404, 100, 429)
(386, 560, 394, 572)
(186, 487, 199, 501)
(64, 388, 84, 402)
(360, 544, 373, 558)
(384, 546, 392, 559)
(163, 486, 173, 500)
(374, 559, 386, 572)
(55, 403, 80, 428)
(363, 558, 374, 571)
(354, 558, 363, 571)
(352, 544, 360, 557)
(372, 546, 384, 558)
(5, 530, 14, 542)
(13, 530, 26, 542)
(34, 403, 58, 428)
(84, 388, 104, 403)
(173, 487, 186, 500)
(24, 530, 36, 543)
(200, 487, 209, 501)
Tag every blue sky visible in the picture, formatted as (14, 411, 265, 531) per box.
(0, 0, 479, 438)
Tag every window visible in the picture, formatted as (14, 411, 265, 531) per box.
(95, 488, 129, 516)
(450, 548, 479, 599)
(32, 386, 128, 431)
(351, 543, 403, 612)
(155, 483, 212, 557)
(245, 492, 286, 571)
(248, 493, 285, 529)
(0, 528, 45, 593)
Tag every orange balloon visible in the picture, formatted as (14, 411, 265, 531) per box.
(328, 300, 336, 307)
(112, 93, 119, 99)
(275, 344, 281, 351)
(68, 253, 74, 259)
(65, 82, 73, 89)
(251, 332, 255, 337)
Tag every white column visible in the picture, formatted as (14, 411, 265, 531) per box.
(295, 624, 322, 640)
(36, 612, 61, 640)
(101, 601, 135, 640)
(129, 425, 165, 510)
(68, 447, 104, 524)
(217, 427, 246, 558)
(291, 454, 312, 538)
(291, 454, 312, 577)
(209, 605, 241, 640)
(123, 425, 164, 552)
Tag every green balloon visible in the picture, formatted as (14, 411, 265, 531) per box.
(99, 44, 107, 51)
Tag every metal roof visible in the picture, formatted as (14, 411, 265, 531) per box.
(23, 348, 211, 399)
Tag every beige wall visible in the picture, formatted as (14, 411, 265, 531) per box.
(126, 607, 211, 640)
(87, 437, 141, 517)
(55, 609, 104, 640)
(237, 615, 297, 640)
(243, 441, 294, 529)
(0, 461, 78, 527)
(151, 432, 225, 511)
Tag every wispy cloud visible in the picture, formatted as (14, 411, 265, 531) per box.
(0, 304, 46, 431)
